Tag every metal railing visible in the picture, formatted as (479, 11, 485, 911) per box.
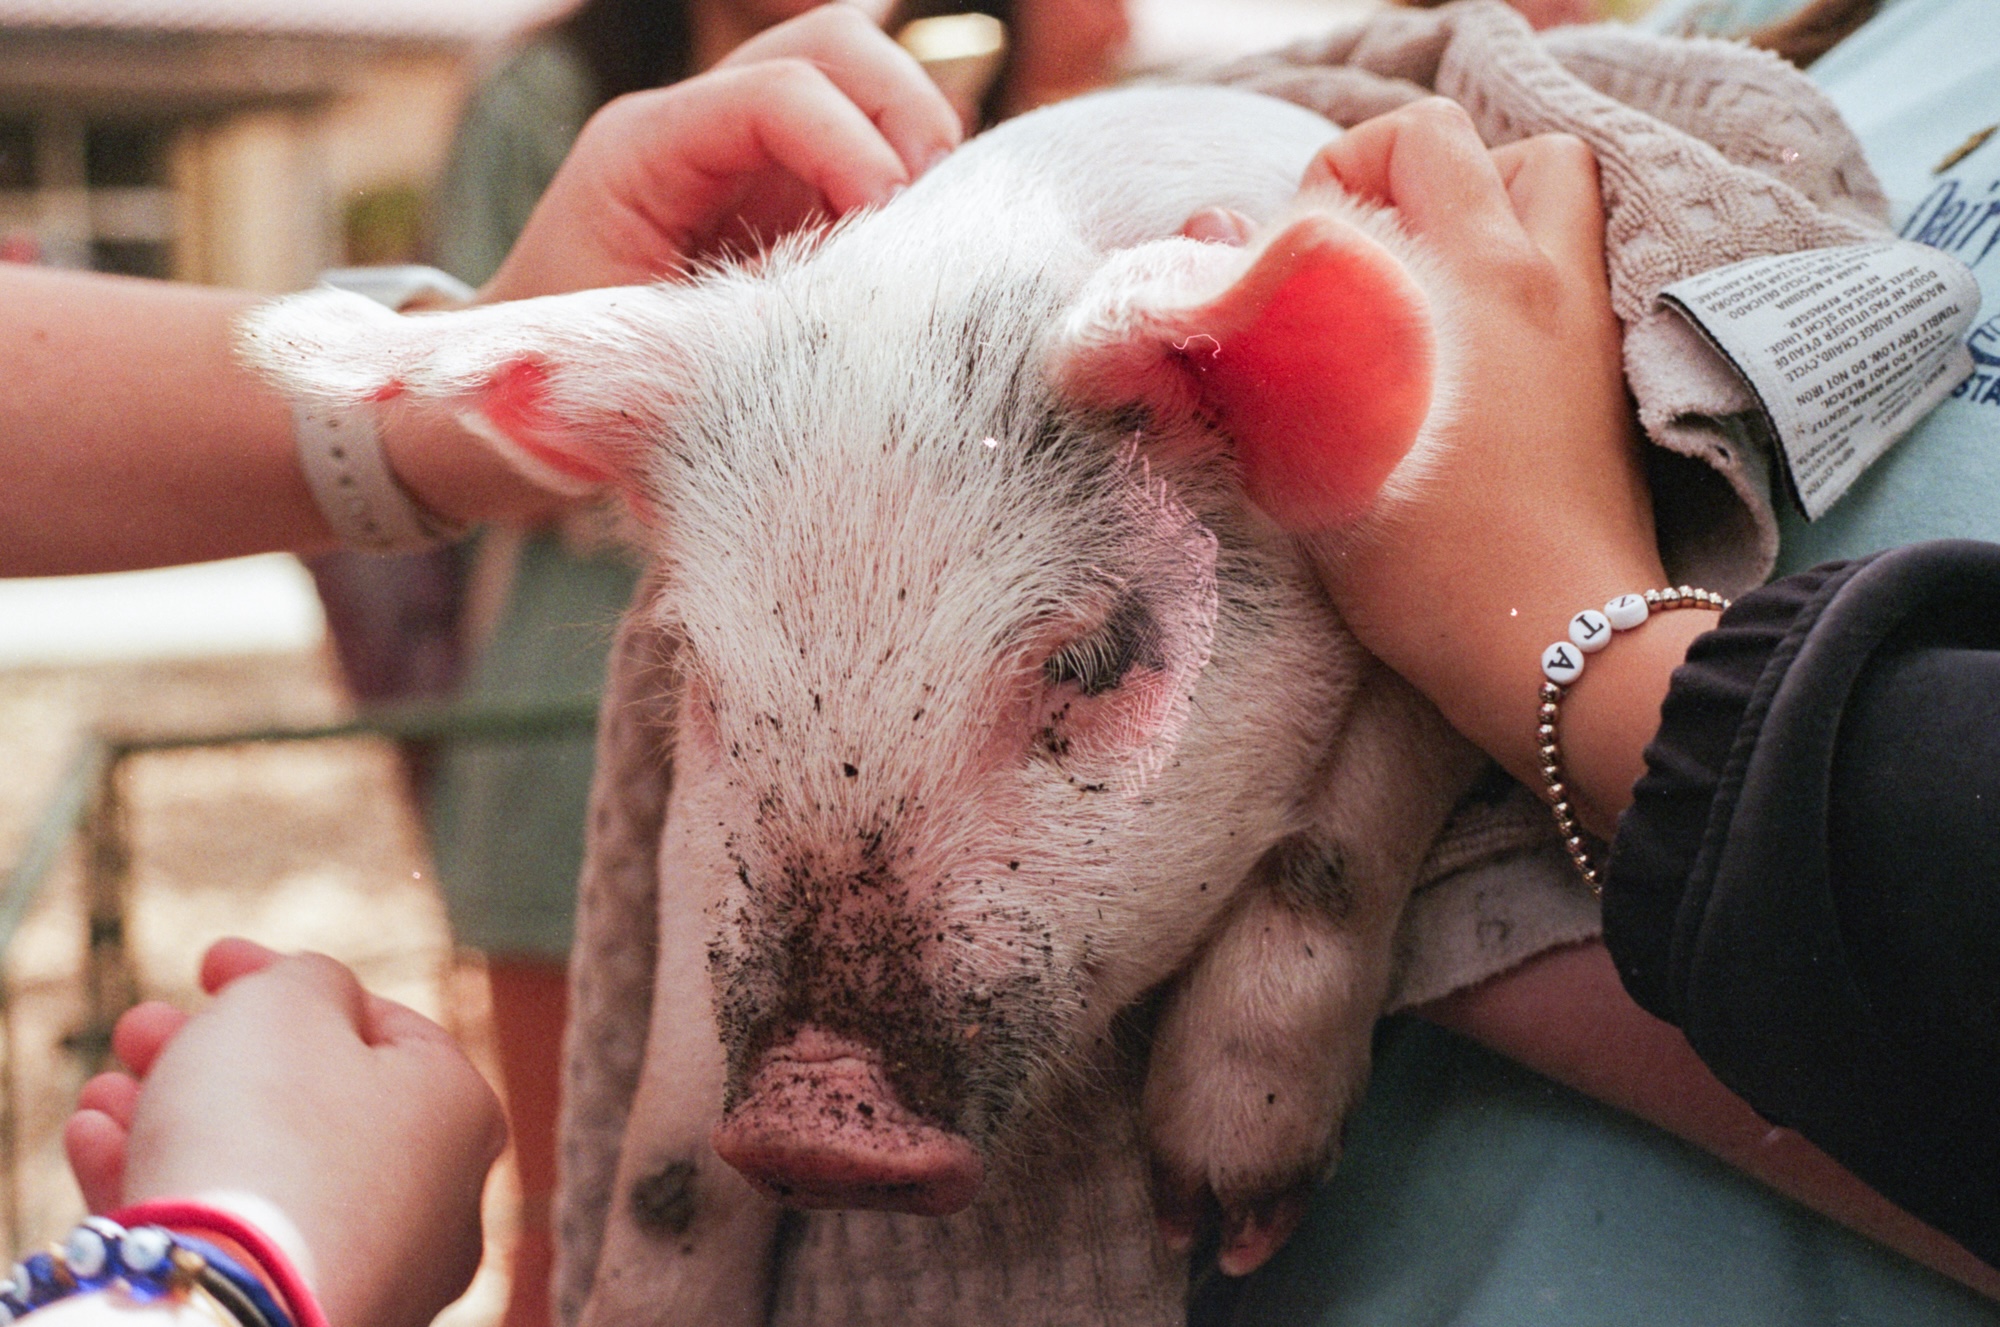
(0, 695, 601, 1244)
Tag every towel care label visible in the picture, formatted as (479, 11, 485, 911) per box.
(1661, 241, 1982, 520)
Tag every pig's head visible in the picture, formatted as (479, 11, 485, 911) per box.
(241, 175, 1446, 1218)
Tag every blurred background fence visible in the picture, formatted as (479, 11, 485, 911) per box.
(0, 694, 596, 1230)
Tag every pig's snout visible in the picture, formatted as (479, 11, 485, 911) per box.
(711, 1028, 986, 1216)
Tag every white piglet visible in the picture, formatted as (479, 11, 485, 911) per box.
(245, 85, 1483, 1326)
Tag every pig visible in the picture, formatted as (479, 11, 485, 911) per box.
(242, 83, 1485, 1325)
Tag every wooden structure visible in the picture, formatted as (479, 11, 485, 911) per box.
(0, 0, 558, 289)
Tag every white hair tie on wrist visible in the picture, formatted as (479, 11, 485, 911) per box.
(1536, 586, 1731, 894)
(295, 265, 476, 553)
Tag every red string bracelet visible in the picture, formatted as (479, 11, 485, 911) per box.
(111, 1201, 330, 1327)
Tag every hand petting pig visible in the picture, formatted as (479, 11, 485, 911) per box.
(480, 4, 962, 304)
(357, 5, 961, 532)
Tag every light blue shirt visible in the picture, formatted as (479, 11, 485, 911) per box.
(1649, 0, 2000, 571)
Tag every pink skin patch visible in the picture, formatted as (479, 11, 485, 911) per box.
(478, 358, 623, 489)
(1177, 215, 1434, 530)
(711, 1028, 985, 1217)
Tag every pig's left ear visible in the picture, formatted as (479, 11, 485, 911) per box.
(240, 284, 712, 507)
(1049, 203, 1447, 530)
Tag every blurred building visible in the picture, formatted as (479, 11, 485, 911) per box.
(0, 0, 557, 290)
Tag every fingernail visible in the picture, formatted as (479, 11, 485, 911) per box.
(1181, 207, 1254, 245)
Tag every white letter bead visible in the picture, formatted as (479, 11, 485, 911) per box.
(1604, 593, 1650, 630)
(1541, 641, 1585, 684)
(1568, 608, 1613, 653)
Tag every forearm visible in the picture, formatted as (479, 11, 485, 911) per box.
(0, 268, 328, 576)
(0, 268, 566, 578)
(1420, 942, 2000, 1300)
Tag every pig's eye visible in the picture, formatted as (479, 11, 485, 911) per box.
(1043, 595, 1164, 696)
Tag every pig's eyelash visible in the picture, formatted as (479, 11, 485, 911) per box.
(1042, 595, 1164, 697)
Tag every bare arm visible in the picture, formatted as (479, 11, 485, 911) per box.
(0, 271, 556, 576)
(1419, 942, 2000, 1299)
(0, 5, 957, 579)
(0, 271, 327, 576)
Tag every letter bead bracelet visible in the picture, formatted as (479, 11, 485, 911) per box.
(1537, 586, 1730, 894)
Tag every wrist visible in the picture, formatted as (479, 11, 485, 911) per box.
(1366, 555, 1670, 787)
(1549, 604, 1714, 833)
(373, 398, 571, 530)
(111, 1199, 326, 1327)
(1529, 586, 1730, 893)
(7, 1208, 323, 1327)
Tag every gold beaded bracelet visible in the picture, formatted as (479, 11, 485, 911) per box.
(1536, 585, 1731, 895)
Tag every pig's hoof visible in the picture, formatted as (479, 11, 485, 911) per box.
(1148, 1157, 1314, 1278)
(711, 1049, 984, 1217)
(1216, 1189, 1310, 1277)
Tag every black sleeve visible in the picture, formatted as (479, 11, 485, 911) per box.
(1603, 539, 2000, 1267)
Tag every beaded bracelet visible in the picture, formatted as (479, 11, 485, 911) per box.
(0, 1217, 294, 1327)
(1536, 585, 1730, 894)
(111, 1205, 324, 1327)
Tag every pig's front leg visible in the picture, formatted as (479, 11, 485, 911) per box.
(1142, 660, 1482, 1276)
(578, 797, 784, 1327)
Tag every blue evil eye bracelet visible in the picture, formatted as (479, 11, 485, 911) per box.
(0, 1217, 296, 1327)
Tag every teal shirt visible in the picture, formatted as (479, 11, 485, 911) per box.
(1773, 0, 2000, 571)
(435, 39, 596, 288)
(1645, 0, 2000, 572)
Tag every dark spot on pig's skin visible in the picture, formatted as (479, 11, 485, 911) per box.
(1267, 836, 1354, 921)
(842, 762, 858, 778)
(629, 1159, 698, 1236)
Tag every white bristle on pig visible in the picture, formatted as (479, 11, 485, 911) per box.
(240, 82, 1482, 1327)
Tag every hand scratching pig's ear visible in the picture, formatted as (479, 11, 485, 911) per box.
(1051, 196, 1450, 531)
(239, 285, 698, 508)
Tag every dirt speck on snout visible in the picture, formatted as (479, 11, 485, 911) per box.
(707, 827, 1069, 1149)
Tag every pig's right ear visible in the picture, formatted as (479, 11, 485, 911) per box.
(240, 284, 705, 502)
(1048, 203, 1450, 531)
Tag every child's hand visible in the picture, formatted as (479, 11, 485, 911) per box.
(481, 3, 962, 302)
(65, 939, 506, 1327)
